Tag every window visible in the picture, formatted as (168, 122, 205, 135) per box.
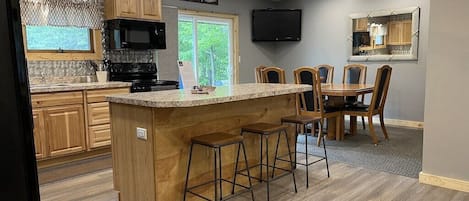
(23, 26, 103, 61)
(25, 26, 92, 52)
(178, 11, 239, 86)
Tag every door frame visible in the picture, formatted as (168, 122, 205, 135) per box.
(179, 9, 240, 84)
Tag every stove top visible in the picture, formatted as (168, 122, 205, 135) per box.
(108, 62, 178, 92)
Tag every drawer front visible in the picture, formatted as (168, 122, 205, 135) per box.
(89, 124, 111, 148)
(86, 88, 129, 103)
(88, 102, 110, 125)
(32, 91, 83, 108)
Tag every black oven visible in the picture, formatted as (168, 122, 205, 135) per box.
(105, 19, 166, 50)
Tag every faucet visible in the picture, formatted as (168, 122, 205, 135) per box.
(40, 72, 46, 84)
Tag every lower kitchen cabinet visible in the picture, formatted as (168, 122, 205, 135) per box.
(33, 110, 47, 159)
(31, 87, 129, 163)
(44, 105, 86, 157)
(89, 124, 111, 148)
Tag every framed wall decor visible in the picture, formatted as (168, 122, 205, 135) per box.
(181, 0, 218, 5)
(348, 7, 420, 61)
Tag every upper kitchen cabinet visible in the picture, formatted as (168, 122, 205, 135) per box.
(105, 0, 162, 21)
(388, 20, 412, 45)
(354, 18, 368, 32)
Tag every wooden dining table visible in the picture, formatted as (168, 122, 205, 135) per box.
(320, 83, 375, 140)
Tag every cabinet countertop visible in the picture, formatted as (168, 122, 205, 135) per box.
(30, 82, 131, 94)
(106, 83, 311, 108)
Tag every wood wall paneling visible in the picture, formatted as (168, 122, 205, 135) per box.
(110, 94, 297, 201)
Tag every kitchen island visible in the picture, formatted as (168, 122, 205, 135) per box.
(107, 83, 310, 201)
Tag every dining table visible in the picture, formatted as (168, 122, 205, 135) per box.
(320, 83, 375, 140)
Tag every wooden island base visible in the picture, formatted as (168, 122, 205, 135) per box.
(110, 94, 298, 201)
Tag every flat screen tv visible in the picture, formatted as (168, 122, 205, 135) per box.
(252, 9, 302, 41)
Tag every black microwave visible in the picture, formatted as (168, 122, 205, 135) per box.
(105, 19, 166, 50)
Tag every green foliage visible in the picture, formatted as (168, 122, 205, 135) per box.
(26, 25, 91, 51)
(178, 19, 231, 86)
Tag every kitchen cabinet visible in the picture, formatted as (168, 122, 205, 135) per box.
(86, 88, 129, 149)
(32, 91, 85, 159)
(354, 18, 368, 32)
(105, 0, 162, 21)
(44, 105, 86, 157)
(388, 20, 412, 45)
(31, 87, 129, 162)
(33, 110, 47, 159)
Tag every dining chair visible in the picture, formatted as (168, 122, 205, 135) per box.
(262, 66, 286, 84)
(293, 66, 341, 146)
(254, 65, 267, 83)
(314, 64, 334, 84)
(343, 64, 367, 130)
(342, 65, 392, 145)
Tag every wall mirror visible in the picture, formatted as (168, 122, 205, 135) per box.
(348, 7, 420, 61)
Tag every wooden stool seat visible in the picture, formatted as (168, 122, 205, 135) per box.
(241, 123, 289, 135)
(281, 115, 321, 124)
(191, 132, 243, 148)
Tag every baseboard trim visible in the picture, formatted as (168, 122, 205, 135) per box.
(419, 172, 469, 193)
(355, 117, 424, 129)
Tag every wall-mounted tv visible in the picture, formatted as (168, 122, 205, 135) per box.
(252, 9, 302, 42)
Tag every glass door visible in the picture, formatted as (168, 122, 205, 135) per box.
(178, 13, 234, 86)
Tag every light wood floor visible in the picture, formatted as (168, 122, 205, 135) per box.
(39, 159, 469, 201)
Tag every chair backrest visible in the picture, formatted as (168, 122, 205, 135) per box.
(369, 65, 392, 111)
(343, 64, 367, 84)
(262, 66, 286, 84)
(293, 66, 324, 115)
(254, 65, 267, 83)
(314, 64, 334, 84)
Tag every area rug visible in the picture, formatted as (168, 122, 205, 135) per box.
(297, 124, 423, 178)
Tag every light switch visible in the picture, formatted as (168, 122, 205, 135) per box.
(136, 127, 147, 140)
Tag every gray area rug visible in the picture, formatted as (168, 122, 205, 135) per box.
(297, 124, 423, 178)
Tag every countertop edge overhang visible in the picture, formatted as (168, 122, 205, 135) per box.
(106, 83, 311, 108)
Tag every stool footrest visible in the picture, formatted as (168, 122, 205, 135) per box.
(236, 163, 294, 182)
(186, 178, 252, 201)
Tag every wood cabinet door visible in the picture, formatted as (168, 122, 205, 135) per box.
(116, 0, 140, 18)
(89, 124, 111, 149)
(355, 18, 368, 32)
(140, 0, 162, 20)
(401, 20, 412, 44)
(32, 110, 47, 159)
(387, 21, 402, 45)
(44, 105, 86, 157)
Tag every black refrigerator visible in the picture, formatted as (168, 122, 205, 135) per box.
(0, 0, 40, 200)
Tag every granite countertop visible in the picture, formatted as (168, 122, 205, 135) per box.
(30, 82, 131, 94)
(106, 83, 311, 108)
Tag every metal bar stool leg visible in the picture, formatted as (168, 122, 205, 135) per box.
(259, 134, 263, 183)
(265, 135, 270, 201)
(271, 133, 281, 178)
(183, 144, 194, 201)
(305, 124, 309, 188)
(294, 124, 298, 169)
(283, 129, 298, 193)
(241, 142, 255, 201)
(213, 148, 218, 201)
(321, 121, 330, 178)
(231, 143, 241, 194)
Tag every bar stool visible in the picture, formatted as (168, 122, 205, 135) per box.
(183, 132, 255, 201)
(233, 122, 297, 201)
(279, 115, 330, 188)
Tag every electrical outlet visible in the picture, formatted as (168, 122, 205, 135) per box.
(136, 127, 147, 140)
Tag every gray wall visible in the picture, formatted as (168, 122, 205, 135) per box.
(157, 6, 179, 81)
(422, 0, 469, 181)
(275, 0, 429, 122)
(161, 0, 277, 83)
